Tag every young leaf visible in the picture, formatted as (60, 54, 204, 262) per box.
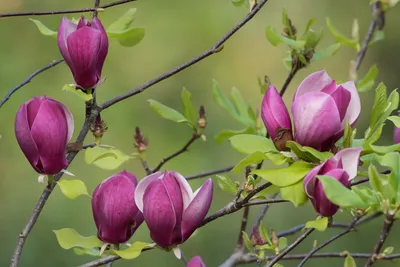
(265, 26, 306, 50)
(230, 87, 254, 126)
(278, 237, 288, 251)
(280, 180, 308, 206)
(230, 134, 276, 154)
(281, 8, 293, 38)
(30, 19, 57, 37)
(326, 18, 359, 50)
(107, 27, 145, 47)
(369, 30, 385, 46)
(259, 224, 272, 246)
(357, 65, 378, 93)
(286, 141, 333, 162)
(232, 151, 269, 174)
(252, 161, 314, 187)
(62, 84, 93, 102)
(111, 242, 154, 260)
(265, 151, 290, 166)
(344, 254, 357, 267)
(181, 87, 196, 125)
(53, 228, 102, 250)
(317, 176, 368, 208)
(242, 231, 253, 251)
(304, 217, 328, 232)
(148, 99, 193, 128)
(388, 115, 400, 128)
(215, 127, 255, 144)
(342, 121, 353, 148)
(383, 246, 394, 255)
(311, 43, 341, 62)
(85, 146, 132, 170)
(107, 8, 137, 32)
(216, 175, 238, 194)
(57, 179, 90, 200)
(376, 152, 400, 187)
(73, 247, 100, 256)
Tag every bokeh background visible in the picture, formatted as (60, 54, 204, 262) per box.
(1, 0, 400, 266)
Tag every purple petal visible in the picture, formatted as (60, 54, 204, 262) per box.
(57, 17, 77, 68)
(294, 70, 333, 100)
(187, 256, 206, 267)
(340, 81, 361, 126)
(182, 179, 213, 241)
(320, 80, 337, 95)
(162, 172, 184, 222)
(329, 85, 351, 122)
(394, 126, 400, 144)
(77, 17, 89, 29)
(304, 164, 325, 198)
(119, 170, 138, 186)
(91, 17, 109, 78)
(67, 27, 101, 89)
(134, 172, 163, 212)
(261, 86, 292, 139)
(54, 99, 74, 142)
(143, 179, 177, 247)
(333, 148, 362, 179)
(169, 171, 194, 208)
(291, 92, 342, 150)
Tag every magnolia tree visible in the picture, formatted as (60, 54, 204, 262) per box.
(2, 0, 400, 267)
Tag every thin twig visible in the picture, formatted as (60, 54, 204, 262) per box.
(185, 165, 234, 180)
(364, 214, 396, 267)
(243, 199, 288, 207)
(236, 168, 252, 250)
(9, 105, 101, 267)
(0, 59, 64, 108)
(151, 133, 201, 173)
(253, 193, 279, 230)
(93, 0, 101, 18)
(99, 0, 271, 110)
(0, 0, 136, 18)
(77, 255, 120, 267)
(279, 65, 300, 96)
(265, 228, 315, 267)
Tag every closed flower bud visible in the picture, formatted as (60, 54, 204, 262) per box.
(92, 171, 144, 244)
(292, 70, 361, 151)
(14, 96, 74, 175)
(394, 123, 400, 144)
(187, 256, 206, 267)
(135, 171, 213, 248)
(58, 16, 108, 90)
(304, 148, 362, 217)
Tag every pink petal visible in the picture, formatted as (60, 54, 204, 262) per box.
(394, 126, 400, 144)
(340, 81, 361, 126)
(294, 70, 333, 101)
(304, 164, 324, 198)
(187, 256, 206, 267)
(291, 92, 342, 150)
(329, 85, 351, 122)
(333, 148, 362, 179)
(91, 17, 109, 78)
(134, 172, 163, 212)
(261, 86, 292, 139)
(52, 98, 74, 142)
(57, 17, 77, 68)
(170, 171, 194, 209)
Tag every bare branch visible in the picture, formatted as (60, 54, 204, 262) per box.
(185, 165, 234, 180)
(99, 0, 271, 110)
(279, 63, 300, 96)
(0, 0, 136, 18)
(243, 199, 288, 207)
(77, 255, 120, 267)
(93, 0, 101, 18)
(0, 59, 64, 108)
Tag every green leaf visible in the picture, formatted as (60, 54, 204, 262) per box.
(302, 18, 316, 37)
(73, 247, 100, 256)
(281, 8, 293, 38)
(383, 246, 394, 255)
(62, 84, 93, 102)
(252, 161, 313, 187)
(286, 141, 333, 163)
(344, 254, 357, 267)
(230, 134, 276, 154)
(317, 176, 368, 208)
(352, 187, 379, 207)
(343, 121, 353, 148)
(326, 18, 359, 50)
(357, 65, 378, 93)
(369, 30, 385, 46)
(311, 43, 341, 62)
(107, 8, 137, 32)
(265, 151, 290, 166)
(57, 179, 90, 200)
(53, 228, 102, 250)
(305, 217, 328, 232)
(242, 231, 253, 251)
(232, 151, 269, 174)
(111, 242, 154, 260)
(369, 164, 385, 195)
(259, 224, 272, 246)
(215, 127, 255, 144)
(180, 87, 197, 125)
(85, 146, 132, 170)
(265, 26, 306, 50)
(278, 237, 288, 251)
(371, 144, 400, 154)
(280, 180, 308, 206)
(388, 115, 400, 128)
(108, 27, 145, 47)
(369, 83, 388, 129)
(376, 152, 400, 191)
(352, 19, 360, 42)
(213, 80, 241, 122)
(216, 175, 237, 194)
(30, 19, 57, 37)
(148, 99, 192, 127)
(230, 87, 254, 126)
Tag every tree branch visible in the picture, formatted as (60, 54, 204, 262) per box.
(185, 165, 234, 181)
(150, 133, 201, 174)
(243, 199, 288, 207)
(0, 59, 64, 108)
(99, 0, 271, 110)
(77, 255, 120, 267)
(279, 64, 300, 96)
(0, 0, 136, 18)
(93, 0, 101, 18)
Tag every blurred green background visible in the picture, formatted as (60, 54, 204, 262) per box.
(1, 0, 400, 266)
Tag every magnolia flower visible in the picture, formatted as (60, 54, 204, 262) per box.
(303, 148, 362, 216)
(187, 256, 206, 267)
(14, 96, 74, 175)
(57, 16, 108, 90)
(261, 70, 361, 151)
(394, 124, 400, 144)
(135, 171, 213, 248)
(92, 171, 144, 244)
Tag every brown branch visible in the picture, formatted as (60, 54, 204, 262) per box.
(243, 199, 288, 207)
(0, 0, 136, 18)
(185, 165, 234, 181)
(99, 0, 271, 110)
(236, 206, 250, 250)
(150, 133, 201, 174)
(93, 0, 101, 18)
(0, 59, 64, 108)
(279, 64, 300, 96)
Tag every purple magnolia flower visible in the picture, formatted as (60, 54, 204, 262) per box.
(14, 96, 74, 175)
(92, 171, 144, 244)
(57, 16, 108, 90)
(187, 256, 206, 267)
(135, 171, 213, 248)
(304, 148, 362, 217)
(394, 125, 400, 144)
(261, 70, 361, 151)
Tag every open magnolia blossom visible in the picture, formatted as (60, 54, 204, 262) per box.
(303, 148, 362, 217)
(58, 16, 108, 90)
(14, 96, 74, 175)
(261, 70, 361, 151)
(92, 171, 144, 244)
(186, 256, 206, 267)
(134, 171, 213, 248)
